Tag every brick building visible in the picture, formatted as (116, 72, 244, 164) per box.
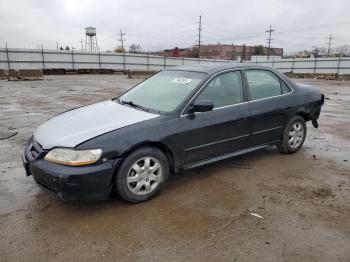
(152, 44, 283, 61)
(200, 44, 283, 60)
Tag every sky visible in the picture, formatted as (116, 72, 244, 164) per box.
(0, 0, 349, 53)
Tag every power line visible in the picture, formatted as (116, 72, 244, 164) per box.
(327, 33, 334, 55)
(281, 19, 350, 34)
(128, 32, 195, 39)
(200, 33, 265, 43)
(134, 22, 197, 36)
(102, 22, 197, 41)
(266, 25, 275, 59)
(74, 19, 350, 53)
(275, 31, 326, 40)
(118, 29, 126, 52)
(203, 23, 265, 38)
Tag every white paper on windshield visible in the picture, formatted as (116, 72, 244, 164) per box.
(172, 78, 192, 84)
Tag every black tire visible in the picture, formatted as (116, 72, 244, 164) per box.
(278, 115, 307, 154)
(115, 147, 169, 203)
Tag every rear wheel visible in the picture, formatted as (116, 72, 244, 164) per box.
(115, 147, 169, 203)
(278, 116, 307, 154)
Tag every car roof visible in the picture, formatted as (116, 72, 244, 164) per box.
(167, 63, 273, 74)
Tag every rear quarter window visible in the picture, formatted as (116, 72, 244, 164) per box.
(281, 80, 292, 94)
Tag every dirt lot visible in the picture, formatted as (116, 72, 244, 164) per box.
(0, 75, 349, 262)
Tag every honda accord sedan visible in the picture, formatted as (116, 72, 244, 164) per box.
(22, 64, 324, 203)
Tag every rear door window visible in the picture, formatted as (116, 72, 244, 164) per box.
(245, 70, 290, 100)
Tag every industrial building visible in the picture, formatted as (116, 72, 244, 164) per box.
(200, 44, 283, 60)
(154, 44, 283, 61)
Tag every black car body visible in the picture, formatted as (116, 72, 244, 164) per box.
(23, 64, 324, 202)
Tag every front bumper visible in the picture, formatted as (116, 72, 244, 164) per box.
(22, 140, 122, 201)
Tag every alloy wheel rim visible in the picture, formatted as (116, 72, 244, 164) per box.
(288, 122, 304, 149)
(127, 157, 163, 196)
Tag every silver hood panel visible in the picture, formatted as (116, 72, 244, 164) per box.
(34, 100, 159, 149)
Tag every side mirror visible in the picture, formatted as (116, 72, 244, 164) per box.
(188, 100, 214, 113)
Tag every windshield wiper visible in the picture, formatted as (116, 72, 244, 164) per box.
(118, 99, 150, 112)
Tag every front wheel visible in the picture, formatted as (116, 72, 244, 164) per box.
(115, 147, 169, 203)
(278, 116, 307, 154)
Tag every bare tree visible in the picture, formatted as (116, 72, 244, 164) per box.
(253, 45, 266, 55)
(187, 46, 199, 58)
(129, 44, 142, 54)
(114, 47, 125, 53)
(334, 45, 350, 56)
(311, 46, 327, 57)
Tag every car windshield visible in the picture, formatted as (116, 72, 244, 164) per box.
(118, 70, 206, 113)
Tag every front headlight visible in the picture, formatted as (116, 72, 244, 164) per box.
(44, 148, 102, 166)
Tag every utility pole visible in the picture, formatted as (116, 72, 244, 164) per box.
(242, 44, 246, 62)
(5, 43, 11, 73)
(327, 33, 334, 56)
(56, 41, 59, 50)
(231, 42, 235, 60)
(118, 29, 126, 71)
(196, 15, 202, 58)
(118, 29, 126, 53)
(266, 25, 275, 60)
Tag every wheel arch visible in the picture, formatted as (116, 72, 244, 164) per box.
(109, 141, 176, 194)
(288, 106, 312, 122)
(296, 111, 311, 121)
(120, 141, 175, 173)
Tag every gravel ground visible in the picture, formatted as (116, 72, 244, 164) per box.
(0, 75, 349, 262)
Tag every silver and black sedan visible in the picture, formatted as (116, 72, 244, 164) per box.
(22, 64, 324, 203)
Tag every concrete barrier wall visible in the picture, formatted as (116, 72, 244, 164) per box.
(3, 69, 43, 80)
(0, 48, 350, 75)
(0, 69, 7, 79)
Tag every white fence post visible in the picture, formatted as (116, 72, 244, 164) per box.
(337, 56, 341, 75)
(41, 47, 46, 70)
(313, 58, 317, 74)
(5, 44, 11, 71)
(147, 52, 150, 70)
(71, 50, 75, 69)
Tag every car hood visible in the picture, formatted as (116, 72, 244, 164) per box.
(34, 100, 159, 149)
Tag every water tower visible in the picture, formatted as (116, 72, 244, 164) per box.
(85, 27, 99, 52)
